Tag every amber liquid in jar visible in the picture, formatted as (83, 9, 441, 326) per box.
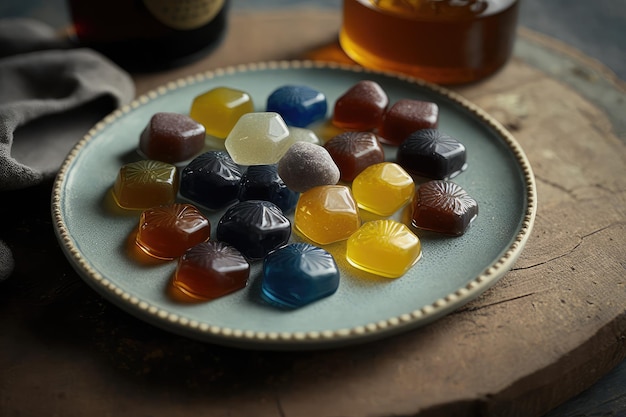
(339, 0, 519, 84)
(68, 0, 229, 71)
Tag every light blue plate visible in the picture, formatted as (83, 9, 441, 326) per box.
(52, 61, 536, 350)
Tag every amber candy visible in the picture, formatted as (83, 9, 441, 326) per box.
(412, 180, 478, 236)
(352, 162, 414, 216)
(138, 112, 206, 163)
(346, 219, 421, 278)
(324, 131, 385, 182)
(136, 203, 211, 260)
(294, 185, 361, 245)
(332, 80, 389, 130)
(379, 99, 439, 145)
(112, 160, 178, 210)
(396, 129, 467, 179)
(173, 241, 250, 300)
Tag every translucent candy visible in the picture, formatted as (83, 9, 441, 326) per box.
(189, 86, 254, 139)
(277, 141, 340, 193)
(412, 180, 478, 236)
(238, 165, 299, 213)
(324, 131, 385, 182)
(332, 80, 389, 130)
(352, 162, 414, 216)
(294, 185, 361, 245)
(136, 203, 211, 260)
(266, 85, 328, 128)
(224, 112, 291, 165)
(396, 129, 467, 179)
(287, 127, 322, 146)
(138, 112, 206, 163)
(216, 200, 291, 260)
(379, 99, 439, 145)
(180, 151, 243, 210)
(262, 243, 340, 309)
(346, 219, 421, 278)
(173, 241, 250, 300)
(112, 160, 178, 210)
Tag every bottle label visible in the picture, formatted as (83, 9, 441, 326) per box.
(143, 0, 225, 30)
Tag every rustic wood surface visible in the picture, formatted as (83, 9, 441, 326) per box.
(1, 9, 625, 417)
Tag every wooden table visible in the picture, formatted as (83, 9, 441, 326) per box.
(1, 9, 625, 417)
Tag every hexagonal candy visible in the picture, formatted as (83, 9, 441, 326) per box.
(266, 85, 328, 128)
(332, 80, 389, 130)
(378, 99, 439, 146)
(346, 220, 422, 278)
(216, 200, 291, 260)
(189, 86, 254, 139)
(138, 112, 206, 163)
(225, 112, 291, 165)
(173, 241, 250, 300)
(294, 185, 361, 245)
(135, 203, 211, 260)
(396, 129, 467, 180)
(324, 131, 385, 182)
(412, 180, 478, 236)
(112, 160, 178, 210)
(262, 243, 340, 309)
(180, 151, 243, 210)
(238, 165, 299, 213)
(351, 162, 415, 216)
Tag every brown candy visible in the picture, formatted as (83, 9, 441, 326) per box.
(379, 99, 439, 145)
(139, 112, 205, 163)
(332, 80, 389, 130)
(324, 131, 385, 182)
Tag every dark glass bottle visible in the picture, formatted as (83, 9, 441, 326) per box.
(67, 0, 229, 71)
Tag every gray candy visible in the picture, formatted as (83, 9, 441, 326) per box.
(277, 141, 340, 193)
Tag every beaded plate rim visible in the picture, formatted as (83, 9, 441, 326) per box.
(51, 60, 537, 350)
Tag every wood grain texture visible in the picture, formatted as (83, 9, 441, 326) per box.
(1, 9, 624, 417)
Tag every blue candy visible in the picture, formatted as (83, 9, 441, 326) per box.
(266, 85, 328, 128)
(262, 243, 340, 309)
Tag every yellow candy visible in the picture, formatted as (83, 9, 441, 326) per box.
(112, 160, 178, 210)
(189, 87, 254, 139)
(294, 185, 361, 245)
(346, 219, 422, 278)
(352, 162, 414, 216)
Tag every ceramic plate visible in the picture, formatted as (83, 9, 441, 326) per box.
(52, 61, 536, 350)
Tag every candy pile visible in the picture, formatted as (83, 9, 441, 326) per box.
(109, 80, 478, 309)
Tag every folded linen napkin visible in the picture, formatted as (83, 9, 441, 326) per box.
(0, 18, 135, 281)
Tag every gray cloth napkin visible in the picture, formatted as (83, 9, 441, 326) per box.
(0, 18, 135, 281)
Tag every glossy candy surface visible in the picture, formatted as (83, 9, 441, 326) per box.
(266, 85, 328, 128)
(112, 160, 178, 210)
(332, 80, 389, 130)
(136, 203, 211, 260)
(288, 127, 322, 146)
(412, 180, 478, 236)
(352, 162, 414, 216)
(379, 99, 439, 145)
(324, 131, 385, 182)
(396, 129, 467, 179)
(225, 112, 291, 165)
(294, 185, 361, 245)
(238, 165, 299, 213)
(277, 141, 340, 193)
(173, 241, 250, 300)
(189, 87, 254, 139)
(138, 112, 206, 163)
(346, 219, 421, 278)
(180, 151, 242, 210)
(216, 200, 291, 260)
(262, 243, 340, 309)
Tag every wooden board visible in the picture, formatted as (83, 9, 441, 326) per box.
(1, 9, 625, 417)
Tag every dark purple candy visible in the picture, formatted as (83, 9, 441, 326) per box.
(180, 151, 242, 210)
(238, 165, 299, 213)
(216, 200, 291, 260)
(396, 129, 467, 180)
